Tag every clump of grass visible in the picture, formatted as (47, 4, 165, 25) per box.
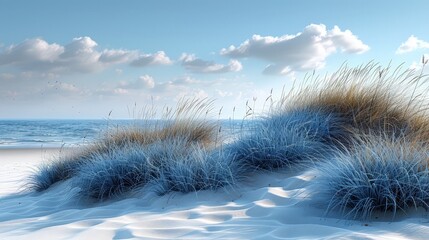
(29, 98, 220, 193)
(103, 120, 217, 148)
(28, 153, 89, 192)
(225, 63, 429, 172)
(27, 149, 81, 192)
(73, 143, 151, 200)
(317, 134, 429, 219)
(279, 62, 429, 144)
(72, 138, 240, 201)
(139, 139, 241, 196)
(225, 107, 346, 171)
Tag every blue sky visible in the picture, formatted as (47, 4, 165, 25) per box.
(1, 0, 428, 119)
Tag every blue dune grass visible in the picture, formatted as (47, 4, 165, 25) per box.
(29, 117, 219, 194)
(72, 144, 151, 200)
(144, 140, 241, 195)
(317, 135, 429, 219)
(29, 151, 96, 191)
(71, 138, 241, 201)
(225, 107, 347, 171)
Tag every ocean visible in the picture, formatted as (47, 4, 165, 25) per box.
(0, 119, 249, 149)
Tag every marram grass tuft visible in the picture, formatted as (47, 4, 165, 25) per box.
(317, 134, 429, 219)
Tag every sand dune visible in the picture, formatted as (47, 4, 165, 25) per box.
(1, 149, 428, 239)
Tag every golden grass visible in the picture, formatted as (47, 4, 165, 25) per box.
(30, 98, 222, 192)
(103, 120, 217, 148)
(62, 98, 219, 169)
(278, 62, 429, 143)
(104, 97, 218, 147)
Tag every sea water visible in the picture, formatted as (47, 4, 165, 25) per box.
(0, 119, 250, 149)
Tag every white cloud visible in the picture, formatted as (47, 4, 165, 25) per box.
(130, 51, 172, 67)
(0, 38, 63, 68)
(135, 75, 155, 88)
(180, 53, 242, 73)
(140, 75, 156, 88)
(396, 35, 429, 54)
(221, 24, 369, 75)
(58, 37, 103, 73)
(99, 49, 138, 64)
(0, 37, 171, 74)
(119, 75, 156, 89)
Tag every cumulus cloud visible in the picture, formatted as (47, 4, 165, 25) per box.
(0, 37, 171, 74)
(119, 75, 155, 89)
(221, 24, 369, 75)
(396, 35, 429, 54)
(180, 53, 242, 73)
(0, 38, 63, 69)
(99, 49, 138, 64)
(138, 75, 155, 88)
(58, 37, 104, 73)
(130, 51, 172, 67)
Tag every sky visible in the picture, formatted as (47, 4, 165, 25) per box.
(1, 0, 428, 119)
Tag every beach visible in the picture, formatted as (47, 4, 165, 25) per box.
(1, 148, 428, 239)
(1, 0, 428, 239)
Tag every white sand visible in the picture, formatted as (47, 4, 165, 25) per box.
(1, 148, 429, 239)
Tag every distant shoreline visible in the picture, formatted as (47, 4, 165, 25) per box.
(0, 147, 74, 152)
(0, 119, 247, 150)
(0, 145, 81, 150)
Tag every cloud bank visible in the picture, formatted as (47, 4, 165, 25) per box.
(0, 37, 171, 74)
(221, 24, 369, 75)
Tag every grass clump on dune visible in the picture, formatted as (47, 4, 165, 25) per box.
(139, 139, 240, 196)
(226, 108, 346, 171)
(317, 134, 429, 219)
(30, 119, 217, 193)
(29, 153, 91, 192)
(226, 62, 429, 171)
(29, 99, 224, 197)
(74, 138, 240, 201)
(72, 143, 151, 200)
(280, 62, 429, 144)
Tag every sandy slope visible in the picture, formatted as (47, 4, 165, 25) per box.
(1, 149, 429, 240)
